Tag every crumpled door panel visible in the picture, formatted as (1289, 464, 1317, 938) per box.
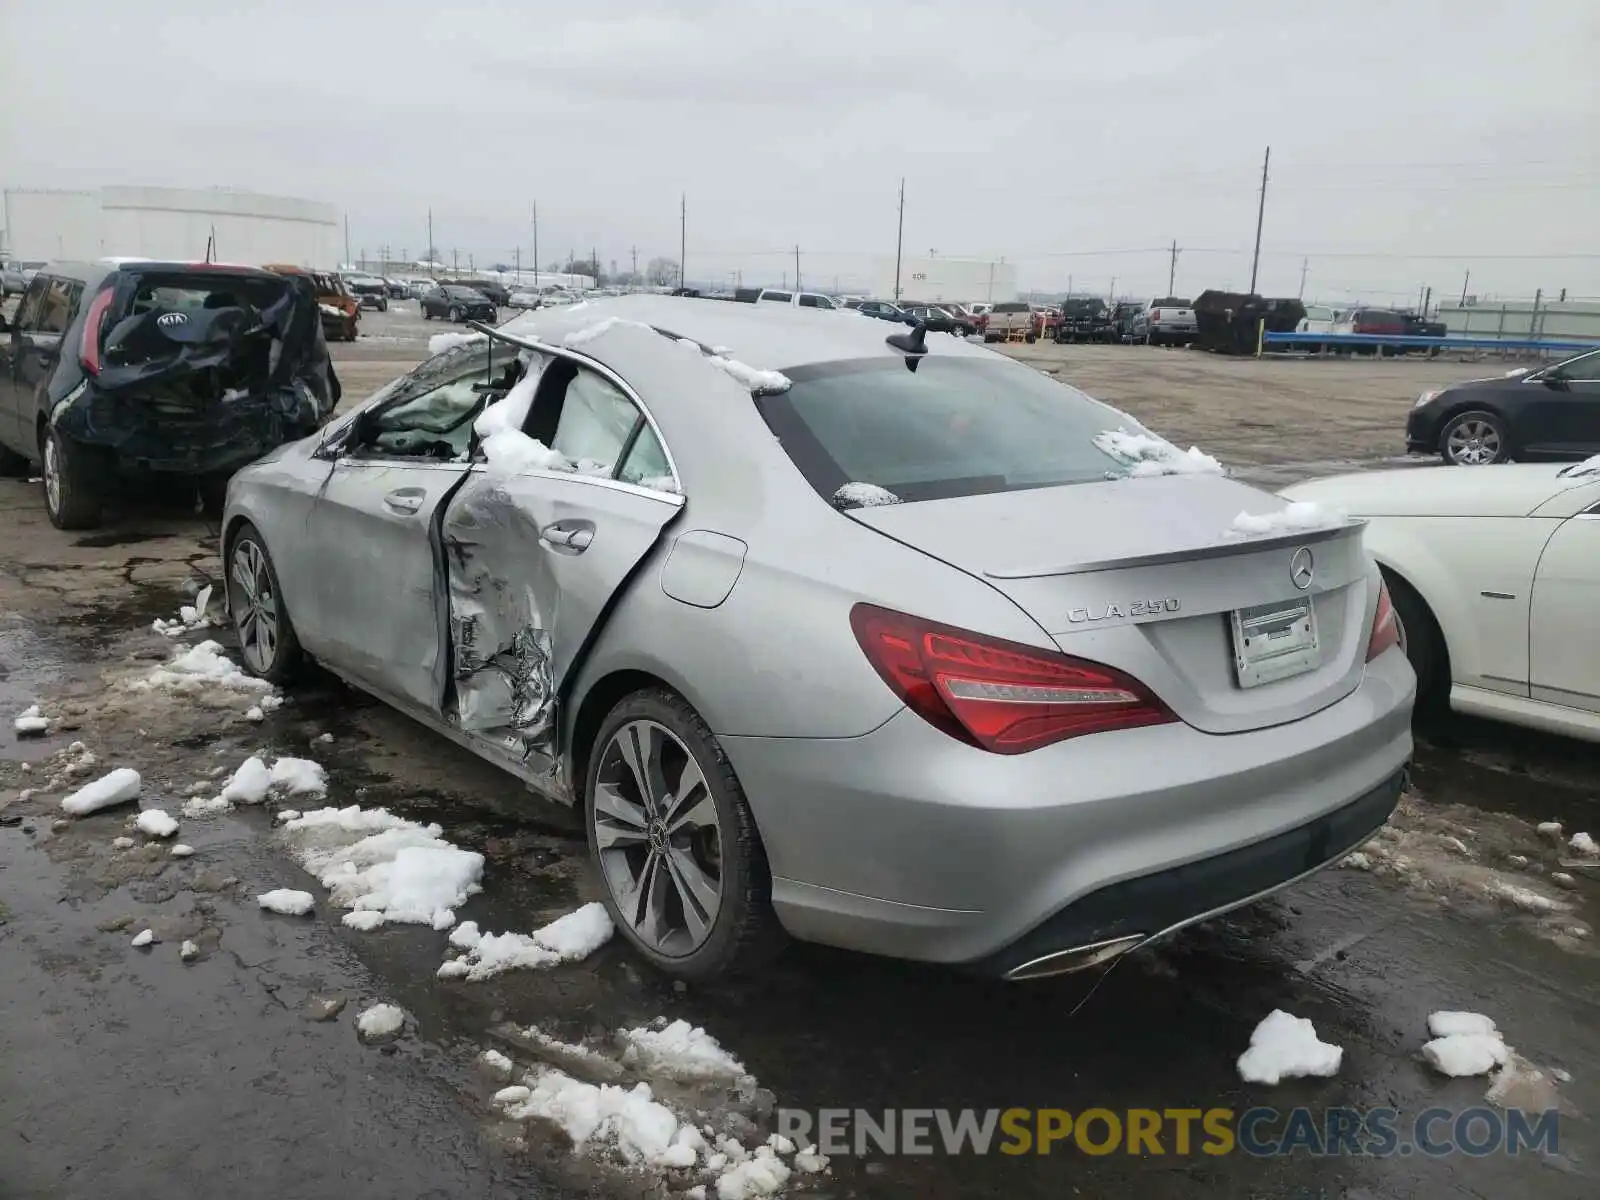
(441, 470, 683, 763)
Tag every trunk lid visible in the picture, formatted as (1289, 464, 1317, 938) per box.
(849, 474, 1375, 734)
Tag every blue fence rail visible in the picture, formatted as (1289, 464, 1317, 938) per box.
(1261, 331, 1598, 356)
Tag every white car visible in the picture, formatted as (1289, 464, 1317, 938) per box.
(1296, 305, 1344, 336)
(755, 289, 839, 310)
(1282, 458, 1600, 742)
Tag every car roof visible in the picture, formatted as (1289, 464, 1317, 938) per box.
(498, 294, 997, 372)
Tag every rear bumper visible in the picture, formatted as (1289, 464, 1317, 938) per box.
(56, 389, 322, 475)
(720, 648, 1414, 971)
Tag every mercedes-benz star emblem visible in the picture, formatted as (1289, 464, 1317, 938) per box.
(1290, 547, 1315, 590)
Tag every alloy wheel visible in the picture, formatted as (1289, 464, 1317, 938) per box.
(43, 435, 61, 516)
(1445, 420, 1502, 465)
(230, 539, 279, 673)
(593, 719, 723, 957)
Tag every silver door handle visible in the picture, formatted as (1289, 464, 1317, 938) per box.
(383, 489, 424, 515)
(540, 525, 594, 551)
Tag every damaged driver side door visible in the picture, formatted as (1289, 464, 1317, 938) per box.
(441, 357, 685, 779)
(304, 356, 498, 711)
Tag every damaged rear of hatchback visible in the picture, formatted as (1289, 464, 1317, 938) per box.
(0, 260, 339, 530)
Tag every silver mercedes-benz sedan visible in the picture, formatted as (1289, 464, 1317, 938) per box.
(223, 295, 1415, 981)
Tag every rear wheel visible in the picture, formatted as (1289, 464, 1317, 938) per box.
(226, 523, 302, 682)
(1440, 410, 1508, 466)
(586, 688, 785, 980)
(42, 427, 103, 530)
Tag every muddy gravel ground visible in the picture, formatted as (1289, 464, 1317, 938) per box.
(2, 309, 1598, 1200)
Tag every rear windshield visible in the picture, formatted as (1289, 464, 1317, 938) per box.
(991, 302, 1029, 313)
(762, 291, 792, 303)
(444, 286, 485, 298)
(757, 357, 1146, 502)
(1150, 297, 1190, 308)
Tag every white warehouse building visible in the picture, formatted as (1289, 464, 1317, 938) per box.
(2, 186, 340, 268)
(873, 255, 1017, 304)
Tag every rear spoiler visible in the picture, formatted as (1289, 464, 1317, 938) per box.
(984, 519, 1365, 580)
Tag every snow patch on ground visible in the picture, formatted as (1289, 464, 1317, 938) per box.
(135, 808, 178, 838)
(1423, 1032, 1510, 1077)
(184, 754, 327, 817)
(258, 888, 316, 916)
(1095, 429, 1225, 477)
(480, 1049, 515, 1077)
(1339, 793, 1589, 947)
(618, 1020, 748, 1082)
(1570, 831, 1598, 856)
(61, 768, 142, 816)
(428, 330, 486, 356)
(832, 481, 901, 508)
(170, 843, 196, 858)
(151, 584, 214, 637)
(1236, 1010, 1343, 1084)
(1230, 500, 1345, 538)
(130, 929, 155, 947)
(1428, 1011, 1497, 1038)
(506, 1070, 694, 1168)
(126, 640, 275, 698)
(13, 703, 50, 736)
(356, 1002, 406, 1039)
(280, 806, 484, 930)
(439, 903, 613, 980)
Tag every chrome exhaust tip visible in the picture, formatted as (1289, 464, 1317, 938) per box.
(1003, 934, 1146, 982)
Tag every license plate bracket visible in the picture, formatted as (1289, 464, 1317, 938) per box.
(1231, 598, 1319, 688)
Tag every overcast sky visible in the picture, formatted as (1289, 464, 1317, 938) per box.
(3, 0, 1596, 301)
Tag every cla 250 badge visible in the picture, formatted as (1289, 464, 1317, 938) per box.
(1066, 598, 1181, 624)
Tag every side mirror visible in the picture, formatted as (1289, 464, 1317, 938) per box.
(1542, 371, 1569, 391)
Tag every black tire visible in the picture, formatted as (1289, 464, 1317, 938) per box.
(423, 308, 433, 320)
(42, 427, 103, 530)
(225, 522, 302, 683)
(1438, 409, 1510, 466)
(1382, 569, 1448, 719)
(378, 299, 388, 312)
(585, 687, 786, 981)
(448, 306, 462, 322)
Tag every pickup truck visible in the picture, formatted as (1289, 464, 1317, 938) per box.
(981, 301, 1038, 342)
(1133, 297, 1197, 346)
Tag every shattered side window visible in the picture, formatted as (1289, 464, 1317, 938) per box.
(549, 370, 639, 474)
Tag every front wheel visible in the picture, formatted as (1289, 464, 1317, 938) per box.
(226, 523, 302, 682)
(378, 299, 388, 312)
(448, 306, 462, 322)
(1440, 410, 1509, 466)
(42, 427, 103, 530)
(586, 688, 785, 981)
(1383, 570, 1448, 718)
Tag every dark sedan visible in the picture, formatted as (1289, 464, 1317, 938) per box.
(844, 298, 910, 324)
(421, 285, 498, 323)
(1406, 347, 1600, 464)
(442, 278, 511, 306)
(901, 304, 969, 335)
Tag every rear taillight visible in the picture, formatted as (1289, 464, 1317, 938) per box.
(1366, 579, 1400, 662)
(78, 287, 116, 374)
(1150, 309, 1163, 321)
(850, 604, 1177, 754)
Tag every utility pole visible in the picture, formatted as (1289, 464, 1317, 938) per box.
(514, 246, 521, 279)
(1298, 256, 1309, 299)
(1423, 285, 1432, 317)
(452, 248, 459, 274)
(344, 213, 351, 268)
(679, 193, 687, 289)
(1109, 276, 1116, 302)
(427, 208, 435, 278)
(794, 245, 801, 291)
(1248, 145, 1270, 296)
(1067, 274, 1073, 299)
(531, 201, 539, 290)
(631, 245, 638, 281)
(1169, 240, 1181, 297)
(591, 246, 597, 284)
(893, 177, 906, 303)
(1460, 270, 1470, 305)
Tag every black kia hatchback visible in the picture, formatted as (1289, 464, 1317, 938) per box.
(0, 260, 339, 528)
